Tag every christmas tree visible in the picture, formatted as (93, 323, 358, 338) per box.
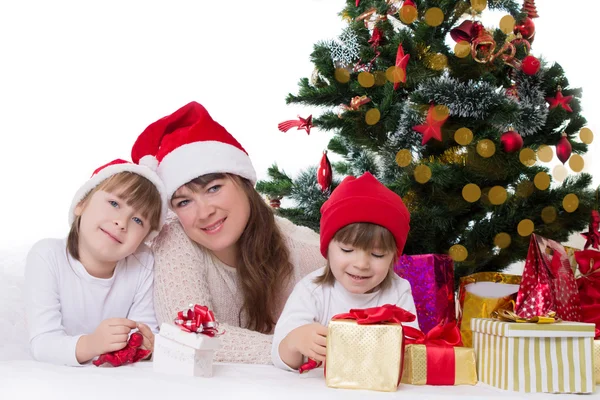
(257, 0, 595, 280)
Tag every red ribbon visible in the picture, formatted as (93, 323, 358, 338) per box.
(404, 321, 462, 385)
(174, 304, 222, 337)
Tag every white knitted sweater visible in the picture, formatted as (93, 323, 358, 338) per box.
(151, 214, 325, 364)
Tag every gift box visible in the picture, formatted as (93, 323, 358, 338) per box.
(402, 345, 477, 385)
(324, 304, 415, 392)
(458, 272, 521, 347)
(471, 318, 596, 393)
(153, 304, 223, 378)
(394, 254, 455, 334)
(515, 234, 582, 321)
(401, 322, 477, 385)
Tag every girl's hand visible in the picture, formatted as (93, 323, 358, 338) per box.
(136, 322, 155, 358)
(76, 318, 137, 363)
(279, 323, 328, 369)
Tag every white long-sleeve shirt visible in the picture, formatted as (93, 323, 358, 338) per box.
(271, 267, 420, 371)
(24, 238, 158, 366)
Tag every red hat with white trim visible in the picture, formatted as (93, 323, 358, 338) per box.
(131, 101, 256, 200)
(68, 159, 168, 240)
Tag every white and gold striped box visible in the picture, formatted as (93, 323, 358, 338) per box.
(471, 318, 595, 393)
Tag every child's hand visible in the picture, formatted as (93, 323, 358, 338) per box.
(136, 322, 155, 358)
(280, 323, 328, 368)
(90, 318, 138, 355)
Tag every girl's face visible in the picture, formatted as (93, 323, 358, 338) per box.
(170, 175, 251, 265)
(75, 190, 151, 267)
(327, 239, 395, 294)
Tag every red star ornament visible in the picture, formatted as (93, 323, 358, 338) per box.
(412, 104, 449, 145)
(546, 89, 573, 112)
(277, 115, 313, 135)
(393, 43, 410, 90)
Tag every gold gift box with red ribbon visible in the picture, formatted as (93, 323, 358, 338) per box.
(324, 304, 415, 392)
(401, 322, 477, 385)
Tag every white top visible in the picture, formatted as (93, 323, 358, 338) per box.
(24, 238, 158, 366)
(271, 267, 420, 371)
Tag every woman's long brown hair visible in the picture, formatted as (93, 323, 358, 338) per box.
(185, 173, 293, 334)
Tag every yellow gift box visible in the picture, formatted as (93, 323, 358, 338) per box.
(401, 344, 477, 385)
(472, 318, 596, 393)
(325, 319, 403, 392)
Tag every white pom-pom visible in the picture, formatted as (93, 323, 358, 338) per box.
(139, 155, 159, 171)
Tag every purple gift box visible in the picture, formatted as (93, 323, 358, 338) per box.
(393, 254, 456, 334)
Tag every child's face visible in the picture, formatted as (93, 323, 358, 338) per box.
(327, 240, 395, 294)
(75, 190, 151, 265)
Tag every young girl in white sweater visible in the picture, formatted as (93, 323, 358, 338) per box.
(25, 159, 167, 366)
(272, 172, 419, 371)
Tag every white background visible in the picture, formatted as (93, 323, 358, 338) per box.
(1, 0, 598, 257)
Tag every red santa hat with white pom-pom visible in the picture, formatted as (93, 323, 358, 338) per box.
(68, 159, 168, 240)
(131, 101, 256, 200)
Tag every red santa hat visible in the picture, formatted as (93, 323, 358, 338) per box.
(131, 101, 256, 200)
(319, 172, 411, 257)
(68, 159, 168, 240)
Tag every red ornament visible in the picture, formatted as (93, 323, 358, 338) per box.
(556, 133, 572, 164)
(581, 210, 600, 250)
(93, 332, 150, 367)
(546, 88, 573, 112)
(450, 20, 475, 43)
(368, 27, 383, 48)
(505, 84, 519, 100)
(317, 150, 333, 193)
(412, 104, 449, 145)
(514, 17, 535, 41)
(521, 55, 540, 75)
(393, 43, 410, 90)
(500, 130, 523, 153)
(522, 0, 539, 18)
(269, 197, 281, 209)
(277, 115, 313, 135)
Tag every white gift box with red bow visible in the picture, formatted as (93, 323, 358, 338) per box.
(153, 322, 222, 378)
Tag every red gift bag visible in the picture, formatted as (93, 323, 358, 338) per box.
(575, 250, 600, 337)
(515, 234, 582, 321)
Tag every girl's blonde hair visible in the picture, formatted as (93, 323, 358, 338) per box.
(313, 222, 398, 290)
(67, 172, 163, 260)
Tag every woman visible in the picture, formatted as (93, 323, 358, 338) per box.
(131, 101, 325, 364)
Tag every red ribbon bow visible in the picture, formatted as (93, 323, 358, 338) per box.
(174, 304, 222, 337)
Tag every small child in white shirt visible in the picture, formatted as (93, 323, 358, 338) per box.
(272, 172, 419, 371)
(25, 159, 167, 366)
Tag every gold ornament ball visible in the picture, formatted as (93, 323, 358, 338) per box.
(489, 186, 507, 205)
(334, 68, 350, 83)
(519, 148, 536, 166)
(449, 244, 468, 262)
(541, 206, 557, 224)
(414, 164, 432, 184)
(365, 108, 381, 125)
(462, 183, 482, 203)
(517, 219, 535, 237)
(471, 0, 487, 12)
(516, 181, 534, 198)
(494, 232, 511, 249)
(386, 66, 405, 84)
(374, 71, 387, 86)
(454, 41, 471, 58)
(563, 193, 579, 213)
(399, 4, 418, 24)
(580, 127, 594, 144)
(358, 72, 375, 88)
(552, 165, 568, 182)
(395, 149, 412, 167)
(499, 15, 515, 34)
(534, 172, 550, 190)
(569, 154, 585, 172)
(432, 105, 450, 121)
(454, 127, 473, 145)
(537, 145, 553, 163)
(477, 139, 496, 158)
(424, 7, 444, 27)
(429, 53, 448, 70)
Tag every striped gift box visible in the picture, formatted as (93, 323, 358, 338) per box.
(471, 318, 595, 393)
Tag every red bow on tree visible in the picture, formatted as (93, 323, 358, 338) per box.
(174, 304, 223, 337)
(93, 332, 151, 367)
(277, 115, 313, 135)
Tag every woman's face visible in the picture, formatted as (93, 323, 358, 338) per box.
(170, 175, 251, 264)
